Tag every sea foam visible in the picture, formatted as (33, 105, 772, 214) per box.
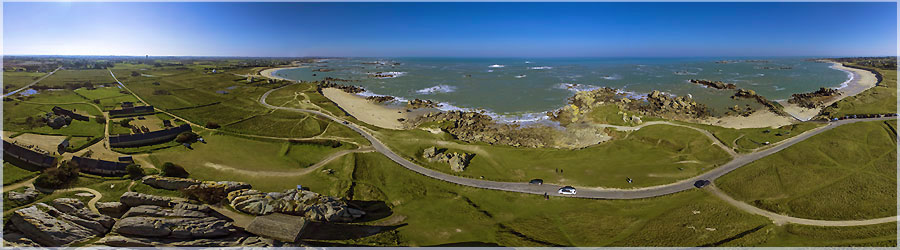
(416, 84, 457, 94)
(488, 64, 505, 68)
(529, 66, 552, 70)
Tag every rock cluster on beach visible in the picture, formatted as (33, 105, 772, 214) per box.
(422, 146, 475, 172)
(366, 95, 396, 103)
(407, 98, 440, 109)
(731, 88, 788, 115)
(788, 87, 840, 109)
(227, 188, 365, 222)
(317, 82, 364, 93)
(690, 79, 737, 90)
(413, 111, 552, 148)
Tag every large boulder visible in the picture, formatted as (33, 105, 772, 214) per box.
(96, 202, 128, 218)
(7, 187, 40, 204)
(141, 176, 202, 190)
(50, 198, 116, 230)
(120, 192, 177, 207)
(227, 188, 365, 222)
(8, 203, 108, 247)
(114, 216, 232, 239)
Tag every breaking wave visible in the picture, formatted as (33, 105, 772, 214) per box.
(416, 84, 457, 94)
(488, 64, 505, 68)
(529, 66, 552, 70)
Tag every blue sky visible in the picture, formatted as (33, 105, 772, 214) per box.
(3, 2, 897, 57)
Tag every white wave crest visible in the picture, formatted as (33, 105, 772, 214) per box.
(416, 84, 457, 94)
(488, 64, 505, 68)
(556, 83, 600, 92)
(529, 66, 552, 70)
(514, 75, 527, 78)
(368, 71, 406, 78)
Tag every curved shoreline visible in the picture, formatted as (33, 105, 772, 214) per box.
(777, 61, 878, 121)
(260, 60, 872, 129)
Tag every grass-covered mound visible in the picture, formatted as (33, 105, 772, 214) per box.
(376, 123, 732, 188)
(717, 120, 897, 220)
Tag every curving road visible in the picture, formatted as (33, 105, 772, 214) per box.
(259, 84, 898, 226)
(260, 85, 896, 199)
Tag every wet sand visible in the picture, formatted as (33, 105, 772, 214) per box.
(321, 88, 411, 130)
(777, 61, 878, 121)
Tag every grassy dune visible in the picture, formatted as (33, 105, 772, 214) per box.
(823, 64, 897, 117)
(375, 124, 731, 188)
(716, 120, 897, 220)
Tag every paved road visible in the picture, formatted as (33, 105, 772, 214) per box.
(261, 85, 897, 200)
(3, 66, 62, 97)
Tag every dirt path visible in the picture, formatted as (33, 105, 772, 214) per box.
(2, 176, 39, 191)
(706, 185, 896, 226)
(201, 147, 374, 177)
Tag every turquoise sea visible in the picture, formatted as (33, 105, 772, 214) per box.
(274, 57, 851, 122)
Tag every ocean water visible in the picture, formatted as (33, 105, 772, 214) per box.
(274, 57, 850, 122)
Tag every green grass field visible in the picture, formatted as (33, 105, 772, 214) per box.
(147, 131, 357, 173)
(3, 101, 104, 137)
(35, 69, 117, 88)
(222, 110, 332, 138)
(716, 120, 897, 220)
(3, 71, 47, 93)
(375, 124, 731, 188)
(689, 122, 824, 153)
(3, 162, 39, 185)
(74, 87, 139, 110)
(822, 64, 897, 117)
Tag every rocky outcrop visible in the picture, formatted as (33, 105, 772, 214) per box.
(366, 95, 396, 103)
(731, 89, 788, 115)
(414, 111, 552, 148)
(317, 82, 364, 93)
(642, 90, 710, 118)
(690, 79, 737, 90)
(227, 189, 365, 222)
(548, 87, 710, 125)
(8, 200, 112, 247)
(7, 187, 40, 203)
(181, 180, 252, 204)
(788, 87, 840, 109)
(422, 147, 474, 172)
(95, 234, 289, 247)
(407, 98, 439, 109)
(114, 216, 232, 238)
(120, 191, 177, 207)
(142, 175, 202, 190)
(96, 202, 128, 218)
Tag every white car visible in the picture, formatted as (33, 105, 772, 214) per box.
(558, 186, 577, 195)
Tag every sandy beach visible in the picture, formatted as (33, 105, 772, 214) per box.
(777, 61, 878, 121)
(700, 110, 796, 129)
(321, 88, 412, 130)
(259, 67, 298, 81)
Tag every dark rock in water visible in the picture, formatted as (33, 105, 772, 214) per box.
(690, 79, 737, 90)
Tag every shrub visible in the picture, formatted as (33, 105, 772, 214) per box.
(92, 99, 100, 104)
(131, 71, 140, 76)
(118, 118, 133, 128)
(175, 132, 199, 143)
(205, 122, 220, 129)
(34, 162, 80, 189)
(161, 162, 189, 178)
(126, 164, 144, 179)
(95, 116, 106, 124)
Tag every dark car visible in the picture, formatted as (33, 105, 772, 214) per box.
(342, 121, 349, 125)
(693, 180, 711, 188)
(529, 179, 543, 185)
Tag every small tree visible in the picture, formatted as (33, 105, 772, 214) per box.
(175, 132, 199, 143)
(131, 71, 140, 77)
(205, 121, 220, 129)
(126, 164, 144, 179)
(34, 161, 80, 189)
(95, 116, 106, 124)
(118, 118, 133, 128)
(161, 162, 189, 178)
